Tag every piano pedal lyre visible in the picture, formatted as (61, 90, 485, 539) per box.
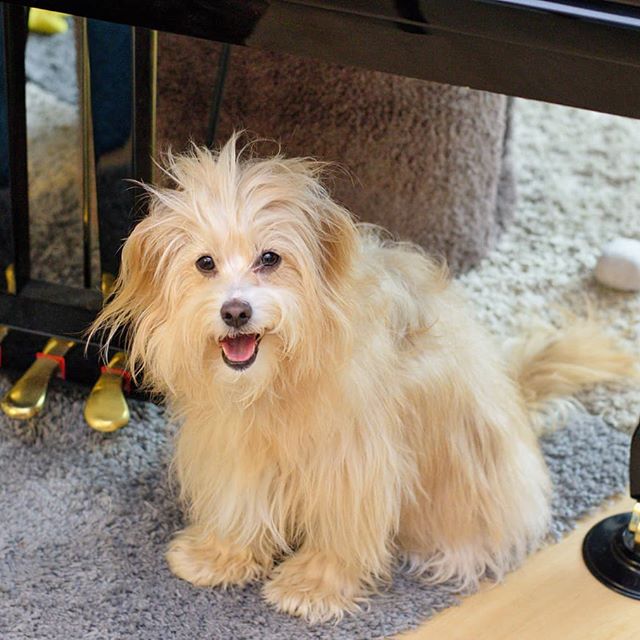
(84, 351, 131, 433)
(1, 337, 75, 419)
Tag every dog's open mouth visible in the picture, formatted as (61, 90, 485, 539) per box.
(219, 334, 261, 370)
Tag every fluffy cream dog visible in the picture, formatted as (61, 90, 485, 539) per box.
(92, 135, 635, 623)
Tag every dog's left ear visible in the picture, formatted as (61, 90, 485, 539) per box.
(280, 156, 358, 284)
(318, 199, 358, 285)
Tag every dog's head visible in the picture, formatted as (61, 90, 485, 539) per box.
(91, 136, 358, 400)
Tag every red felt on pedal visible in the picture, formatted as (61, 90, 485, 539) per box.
(100, 365, 132, 394)
(36, 352, 66, 380)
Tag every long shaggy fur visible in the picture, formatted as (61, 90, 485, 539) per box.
(90, 135, 637, 623)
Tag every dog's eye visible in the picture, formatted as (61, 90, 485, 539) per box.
(259, 251, 281, 268)
(195, 255, 216, 273)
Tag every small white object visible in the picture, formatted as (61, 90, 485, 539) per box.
(594, 237, 640, 291)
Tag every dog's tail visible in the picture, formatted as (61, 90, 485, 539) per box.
(507, 320, 637, 425)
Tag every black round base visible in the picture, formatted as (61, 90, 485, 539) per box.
(582, 512, 640, 600)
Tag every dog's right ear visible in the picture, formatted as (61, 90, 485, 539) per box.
(115, 215, 161, 308)
(87, 209, 174, 379)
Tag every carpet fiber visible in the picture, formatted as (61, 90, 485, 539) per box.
(460, 98, 640, 435)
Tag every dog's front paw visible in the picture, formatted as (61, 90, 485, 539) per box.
(263, 551, 366, 623)
(166, 527, 269, 588)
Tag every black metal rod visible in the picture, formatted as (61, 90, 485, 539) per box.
(132, 26, 156, 191)
(3, 3, 29, 292)
(206, 43, 231, 149)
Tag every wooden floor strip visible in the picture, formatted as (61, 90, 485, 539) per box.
(399, 495, 637, 640)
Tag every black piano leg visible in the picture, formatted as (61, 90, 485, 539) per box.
(582, 420, 640, 599)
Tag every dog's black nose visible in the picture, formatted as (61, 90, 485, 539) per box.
(221, 299, 252, 328)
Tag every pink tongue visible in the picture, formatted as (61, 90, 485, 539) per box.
(221, 334, 257, 362)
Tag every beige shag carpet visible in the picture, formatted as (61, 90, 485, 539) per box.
(460, 98, 640, 433)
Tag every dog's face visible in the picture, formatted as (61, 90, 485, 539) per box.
(93, 138, 357, 397)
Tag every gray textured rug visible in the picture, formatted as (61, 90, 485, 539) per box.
(0, 374, 629, 640)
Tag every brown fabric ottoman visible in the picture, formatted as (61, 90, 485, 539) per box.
(157, 34, 515, 273)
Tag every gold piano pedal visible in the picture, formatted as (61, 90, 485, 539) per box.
(84, 352, 130, 433)
(1, 337, 75, 420)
